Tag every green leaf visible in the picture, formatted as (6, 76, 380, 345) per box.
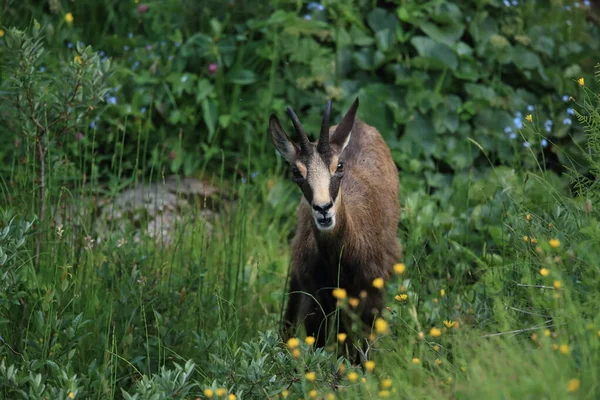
(511, 46, 542, 71)
(420, 22, 464, 46)
(399, 113, 435, 156)
(367, 8, 399, 33)
(195, 79, 214, 103)
(411, 36, 458, 70)
(226, 69, 257, 85)
(201, 99, 218, 141)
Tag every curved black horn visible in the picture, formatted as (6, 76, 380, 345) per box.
(317, 100, 332, 154)
(286, 106, 312, 154)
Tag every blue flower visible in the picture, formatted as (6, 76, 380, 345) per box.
(175, 42, 181, 47)
(250, 171, 259, 178)
(574, 1, 580, 7)
(308, 2, 324, 10)
(304, 14, 312, 20)
(510, 133, 517, 139)
(522, 141, 530, 148)
(584, 0, 591, 6)
(511, 0, 518, 5)
(99, 51, 105, 57)
(107, 96, 117, 105)
(161, 41, 166, 47)
(544, 119, 553, 133)
(513, 117, 523, 129)
(128, 32, 134, 39)
(527, 105, 534, 112)
(563, 117, 572, 125)
(241, 177, 247, 184)
(516, 111, 523, 118)
(541, 139, 548, 148)
(503, 0, 511, 6)
(562, 95, 569, 102)
(141, 107, 147, 113)
(504, 126, 513, 134)
(67, 42, 73, 48)
(39, 66, 46, 72)
(566, 108, 575, 115)
(124, 45, 130, 51)
(90, 119, 98, 129)
(181, 75, 188, 83)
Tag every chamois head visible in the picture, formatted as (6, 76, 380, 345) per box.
(269, 99, 359, 231)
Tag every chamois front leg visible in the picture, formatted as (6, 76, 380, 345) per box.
(281, 272, 301, 342)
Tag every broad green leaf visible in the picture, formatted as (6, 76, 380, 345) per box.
(411, 36, 458, 70)
(201, 99, 218, 141)
(420, 22, 464, 46)
(511, 46, 542, 71)
(226, 69, 257, 85)
(367, 8, 399, 33)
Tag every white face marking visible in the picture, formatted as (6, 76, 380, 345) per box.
(304, 155, 340, 231)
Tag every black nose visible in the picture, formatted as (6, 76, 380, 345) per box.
(313, 202, 333, 214)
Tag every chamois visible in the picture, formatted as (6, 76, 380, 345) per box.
(269, 98, 401, 356)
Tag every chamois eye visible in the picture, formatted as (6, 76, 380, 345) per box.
(292, 168, 304, 183)
(336, 162, 344, 173)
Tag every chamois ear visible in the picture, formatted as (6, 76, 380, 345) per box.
(331, 97, 359, 153)
(269, 113, 298, 164)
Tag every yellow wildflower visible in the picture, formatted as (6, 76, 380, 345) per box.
(372, 277, 384, 289)
(378, 390, 391, 398)
(228, 395, 236, 400)
(361, 377, 367, 383)
(292, 348, 300, 358)
(540, 268, 550, 277)
(332, 288, 347, 299)
(430, 327, 442, 337)
(433, 345, 440, 352)
(552, 343, 558, 350)
(365, 360, 375, 372)
(549, 238, 560, 248)
(412, 358, 420, 364)
(348, 297, 360, 308)
(74, 55, 83, 64)
(446, 377, 453, 384)
(65, 13, 74, 24)
(281, 390, 289, 398)
(553, 280, 561, 290)
(544, 329, 551, 337)
(443, 320, 455, 328)
(338, 364, 347, 374)
(395, 294, 408, 302)
(67, 393, 75, 399)
(347, 371, 359, 382)
(305, 336, 315, 345)
(394, 263, 406, 274)
(204, 388, 214, 398)
(360, 290, 368, 298)
(531, 333, 538, 342)
(305, 371, 316, 382)
(440, 289, 445, 297)
(0, 29, 5, 37)
(526, 114, 533, 122)
(526, 214, 532, 222)
(567, 378, 580, 393)
(559, 344, 570, 355)
(435, 358, 442, 365)
(461, 366, 467, 372)
(308, 390, 318, 398)
(287, 337, 299, 348)
(597, 330, 600, 337)
(374, 318, 389, 334)
(216, 388, 227, 396)
(327, 394, 335, 400)
(578, 78, 585, 86)
(381, 378, 392, 389)
(337, 333, 347, 343)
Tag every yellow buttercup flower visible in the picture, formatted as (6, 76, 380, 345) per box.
(440, 289, 445, 297)
(578, 77, 585, 86)
(412, 358, 420, 364)
(381, 378, 392, 389)
(540, 268, 550, 277)
(287, 337, 299, 348)
(559, 344, 570, 355)
(372, 277, 384, 289)
(67, 392, 75, 399)
(332, 288, 347, 299)
(526, 114, 533, 122)
(347, 371, 359, 382)
(348, 297, 360, 308)
(291, 348, 300, 358)
(544, 329, 551, 337)
(433, 345, 440, 352)
(393, 263, 406, 274)
(305, 336, 315, 345)
(204, 388, 214, 398)
(305, 371, 316, 382)
(337, 333, 347, 343)
(553, 280, 562, 290)
(374, 318, 389, 334)
(281, 390, 289, 398)
(443, 320, 455, 328)
(549, 238, 560, 248)
(526, 214, 532, 222)
(308, 390, 318, 398)
(327, 394, 335, 400)
(228, 394, 236, 400)
(567, 378, 580, 393)
(378, 390, 391, 398)
(364, 360, 375, 372)
(74, 55, 83, 64)
(430, 327, 442, 337)
(435, 358, 442, 365)
(395, 294, 408, 302)
(0, 29, 5, 37)
(216, 388, 227, 396)
(65, 13, 74, 24)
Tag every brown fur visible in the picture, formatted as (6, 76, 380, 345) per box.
(282, 118, 401, 357)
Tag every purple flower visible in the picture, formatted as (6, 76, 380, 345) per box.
(207, 63, 218, 74)
(137, 4, 149, 15)
(74, 132, 84, 141)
